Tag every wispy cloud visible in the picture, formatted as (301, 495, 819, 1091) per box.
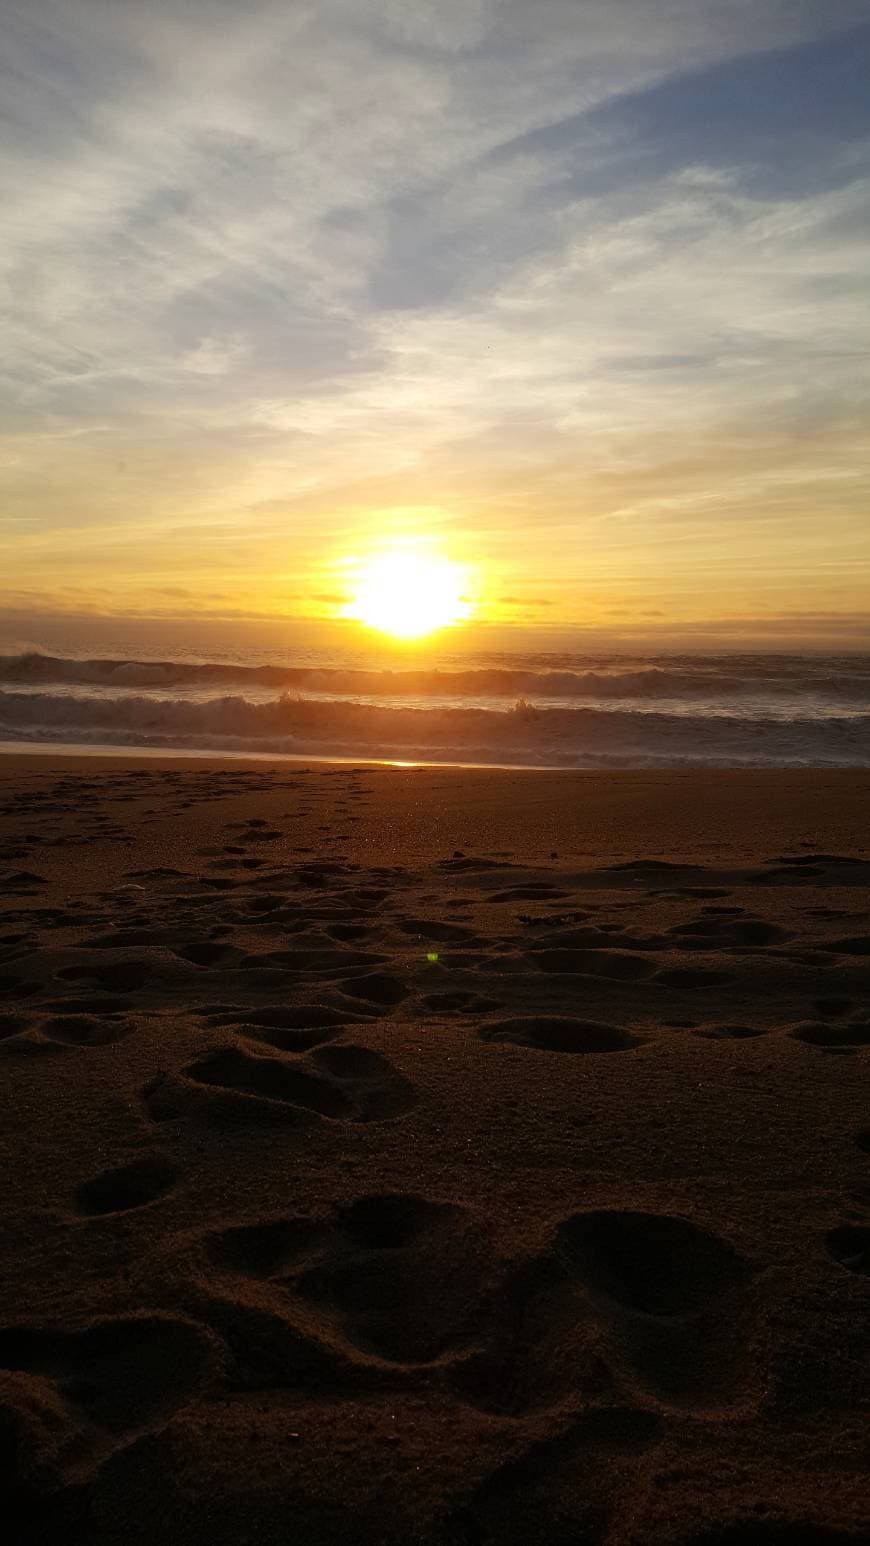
(1, 1, 868, 636)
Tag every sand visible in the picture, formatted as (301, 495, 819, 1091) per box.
(1, 753, 869, 1546)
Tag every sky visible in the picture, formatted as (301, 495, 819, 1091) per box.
(2, 0, 869, 650)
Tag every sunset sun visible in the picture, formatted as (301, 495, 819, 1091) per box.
(345, 552, 472, 640)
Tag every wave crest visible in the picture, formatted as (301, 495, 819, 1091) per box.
(1, 688, 868, 768)
(2, 651, 870, 702)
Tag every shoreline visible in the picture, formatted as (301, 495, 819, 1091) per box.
(2, 738, 870, 774)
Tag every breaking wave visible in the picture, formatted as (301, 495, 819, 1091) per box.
(2, 650, 870, 703)
(1, 651, 869, 766)
(1, 685, 869, 768)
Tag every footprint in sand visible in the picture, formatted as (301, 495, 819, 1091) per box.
(42, 996, 133, 1017)
(550, 1209, 757, 1412)
(452, 1208, 754, 1420)
(480, 1016, 644, 1054)
(0, 971, 35, 999)
(0, 1315, 216, 1437)
(144, 1042, 416, 1124)
(788, 1021, 870, 1049)
(451, 1406, 659, 1546)
(451, 1251, 617, 1417)
(825, 1225, 870, 1276)
(202, 1194, 493, 1368)
(0, 1011, 31, 1040)
(326, 923, 370, 941)
(0, 870, 48, 893)
(0, 931, 35, 950)
(556, 1210, 747, 1315)
(83, 930, 163, 950)
(423, 990, 504, 1014)
(260, 945, 389, 976)
(398, 918, 479, 945)
(38, 1013, 133, 1047)
(529, 925, 651, 951)
(172, 942, 241, 967)
(607, 860, 689, 874)
(203, 1004, 366, 1053)
(813, 997, 853, 1018)
(531, 949, 655, 981)
(75, 1154, 179, 1217)
(56, 959, 154, 993)
(655, 967, 737, 989)
(341, 972, 411, 1006)
(668, 918, 791, 949)
(489, 884, 571, 903)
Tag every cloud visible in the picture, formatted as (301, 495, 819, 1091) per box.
(1, 0, 868, 628)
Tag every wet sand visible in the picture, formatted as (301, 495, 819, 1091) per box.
(1, 755, 869, 1545)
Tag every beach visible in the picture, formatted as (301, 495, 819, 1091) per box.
(1, 754, 869, 1545)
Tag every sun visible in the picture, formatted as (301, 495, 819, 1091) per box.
(344, 552, 472, 640)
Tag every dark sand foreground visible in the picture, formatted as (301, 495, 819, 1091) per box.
(1, 755, 869, 1545)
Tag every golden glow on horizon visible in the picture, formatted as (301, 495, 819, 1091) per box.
(344, 551, 473, 639)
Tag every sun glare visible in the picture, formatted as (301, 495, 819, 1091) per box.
(345, 552, 472, 640)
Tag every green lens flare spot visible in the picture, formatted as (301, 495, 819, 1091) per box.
(426, 952, 439, 963)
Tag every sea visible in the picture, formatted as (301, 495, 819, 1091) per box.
(1, 632, 869, 769)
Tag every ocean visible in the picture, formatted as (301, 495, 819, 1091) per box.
(1, 636, 869, 769)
